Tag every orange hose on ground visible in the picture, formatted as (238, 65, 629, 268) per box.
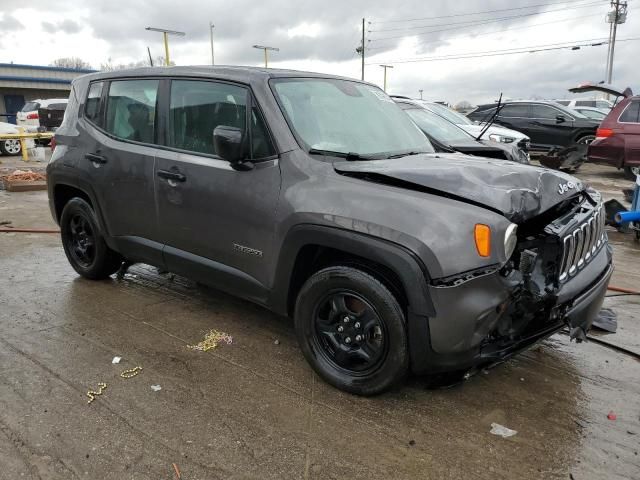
(0, 228, 60, 233)
(607, 285, 640, 295)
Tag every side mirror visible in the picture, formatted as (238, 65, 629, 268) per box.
(556, 114, 566, 124)
(213, 125, 243, 163)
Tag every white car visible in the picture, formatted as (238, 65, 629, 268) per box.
(0, 122, 35, 156)
(554, 98, 614, 111)
(571, 106, 608, 121)
(16, 98, 69, 132)
(412, 100, 530, 150)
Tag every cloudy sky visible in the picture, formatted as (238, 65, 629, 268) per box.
(0, 0, 637, 104)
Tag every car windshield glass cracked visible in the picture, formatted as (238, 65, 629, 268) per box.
(272, 78, 433, 157)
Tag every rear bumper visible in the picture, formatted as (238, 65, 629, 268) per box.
(410, 245, 613, 375)
(588, 137, 625, 167)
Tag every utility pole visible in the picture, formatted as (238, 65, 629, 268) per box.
(355, 19, 366, 80)
(210, 22, 215, 65)
(605, 0, 628, 84)
(145, 27, 185, 66)
(253, 45, 279, 68)
(379, 64, 393, 92)
(419, 89, 423, 100)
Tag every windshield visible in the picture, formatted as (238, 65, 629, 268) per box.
(421, 102, 473, 125)
(271, 78, 433, 156)
(404, 108, 474, 144)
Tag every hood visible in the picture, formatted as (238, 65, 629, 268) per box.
(334, 154, 584, 223)
(459, 123, 529, 141)
(569, 82, 633, 98)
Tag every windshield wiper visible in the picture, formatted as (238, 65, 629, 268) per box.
(308, 148, 377, 161)
(385, 151, 427, 159)
(476, 92, 503, 141)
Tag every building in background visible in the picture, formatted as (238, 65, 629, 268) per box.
(0, 63, 95, 123)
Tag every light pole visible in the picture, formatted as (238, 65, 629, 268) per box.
(419, 89, 423, 100)
(379, 64, 393, 92)
(605, 0, 628, 84)
(253, 45, 279, 68)
(145, 27, 185, 66)
(209, 22, 215, 65)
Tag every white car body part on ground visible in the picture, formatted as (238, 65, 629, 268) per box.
(0, 121, 36, 155)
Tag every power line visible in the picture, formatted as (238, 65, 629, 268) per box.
(369, 0, 605, 33)
(366, 12, 604, 49)
(368, 1, 606, 41)
(365, 36, 640, 64)
(369, 0, 602, 24)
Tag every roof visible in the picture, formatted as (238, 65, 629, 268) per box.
(0, 63, 97, 74)
(80, 65, 371, 85)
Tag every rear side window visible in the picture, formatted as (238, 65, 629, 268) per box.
(85, 82, 104, 125)
(169, 80, 247, 156)
(500, 104, 529, 117)
(105, 79, 158, 143)
(619, 101, 640, 123)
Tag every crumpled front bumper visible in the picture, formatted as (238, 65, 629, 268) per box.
(411, 244, 613, 375)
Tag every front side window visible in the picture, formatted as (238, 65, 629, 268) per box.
(84, 82, 103, 125)
(105, 79, 158, 143)
(169, 80, 247, 156)
(272, 78, 432, 157)
(531, 105, 561, 119)
(500, 104, 529, 118)
(620, 101, 640, 123)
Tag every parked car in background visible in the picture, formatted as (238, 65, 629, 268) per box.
(394, 98, 529, 163)
(579, 84, 639, 179)
(555, 98, 614, 111)
(48, 66, 611, 395)
(572, 107, 608, 121)
(17, 98, 69, 132)
(0, 121, 35, 155)
(467, 101, 600, 152)
(392, 96, 530, 151)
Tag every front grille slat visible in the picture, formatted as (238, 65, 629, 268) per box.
(558, 203, 607, 282)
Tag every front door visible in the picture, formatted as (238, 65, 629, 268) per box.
(528, 104, 577, 148)
(155, 79, 281, 301)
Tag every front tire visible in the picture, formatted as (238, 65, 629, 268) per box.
(294, 266, 408, 396)
(0, 139, 22, 156)
(60, 198, 122, 279)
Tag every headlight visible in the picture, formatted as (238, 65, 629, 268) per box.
(504, 223, 518, 259)
(488, 134, 515, 144)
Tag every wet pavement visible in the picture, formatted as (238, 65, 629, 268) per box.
(0, 162, 639, 479)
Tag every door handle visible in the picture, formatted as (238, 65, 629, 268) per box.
(157, 169, 186, 182)
(85, 152, 107, 164)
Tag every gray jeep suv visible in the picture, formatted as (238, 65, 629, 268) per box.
(47, 67, 613, 395)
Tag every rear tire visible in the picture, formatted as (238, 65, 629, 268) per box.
(60, 198, 122, 279)
(294, 266, 408, 396)
(0, 139, 21, 156)
(624, 166, 639, 181)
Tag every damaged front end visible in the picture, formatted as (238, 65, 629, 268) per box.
(423, 190, 613, 374)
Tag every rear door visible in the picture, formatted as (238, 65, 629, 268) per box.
(154, 78, 281, 301)
(619, 99, 640, 165)
(79, 78, 164, 266)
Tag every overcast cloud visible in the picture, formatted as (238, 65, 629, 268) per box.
(0, 0, 637, 104)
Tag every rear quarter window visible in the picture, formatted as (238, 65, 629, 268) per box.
(84, 82, 104, 126)
(619, 101, 640, 123)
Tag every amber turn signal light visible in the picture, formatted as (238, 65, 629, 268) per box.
(474, 224, 491, 257)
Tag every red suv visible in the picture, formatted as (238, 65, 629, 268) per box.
(573, 83, 639, 179)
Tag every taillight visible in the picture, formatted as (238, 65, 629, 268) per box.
(26, 113, 39, 120)
(596, 128, 614, 138)
(50, 136, 56, 152)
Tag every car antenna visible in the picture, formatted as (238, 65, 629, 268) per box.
(475, 92, 503, 142)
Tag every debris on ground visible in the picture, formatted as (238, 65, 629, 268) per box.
(2, 169, 46, 182)
(274, 339, 280, 345)
(172, 463, 182, 479)
(112, 356, 122, 364)
(151, 385, 162, 392)
(0, 220, 11, 226)
(490, 423, 518, 438)
(187, 330, 233, 352)
(608, 411, 617, 421)
(120, 366, 143, 378)
(86, 382, 107, 405)
(592, 308, 618, 333)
